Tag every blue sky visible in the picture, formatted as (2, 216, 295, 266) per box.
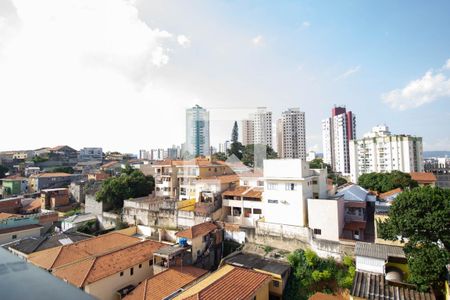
(0, 0, 449, 152)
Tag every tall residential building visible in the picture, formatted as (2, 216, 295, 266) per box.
(277, 108, 306, 159)
(349, 125, 424, 183)
(241, 119, 254, 146)
(241, 107, 272, 147)
(322, 106, 356, 175)
(186, 105, 210, 157)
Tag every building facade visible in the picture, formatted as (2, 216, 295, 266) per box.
(186, 105, 210, 157)
(322, 106, 356, 175)
(277, 108, 306, 159)
(242, 107, 272, 148)
(349, 125, 424, 183)
(78, 147, 103, 161)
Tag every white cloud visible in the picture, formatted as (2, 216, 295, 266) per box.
(335, 65, 360, 80)
(251, 35, 263, 46)
(302, 21, 311, 28)
(443, 58, 450, 70)
(382, 69, 450, 110)
(0, 0, 191, 151)
(177, 35, 191, 48)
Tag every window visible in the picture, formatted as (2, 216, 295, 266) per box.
(253, 208, 262, 214)
(12, 235, 17, 239)
(268, 199, 278, 204)
(285, 183, 296, 191)
(313, 228, 322, 235)
(120, 271, 124, 277)
(243, 180, 249, 186)
(273, 280, 280, 288)
(130, 267, 134, 276)
(267, 183, 277, 190)
(257, 180, 264, 187)
(312, 180, 318, 184)
(149, 260, 153, 266)
(139, 264, 142, 269)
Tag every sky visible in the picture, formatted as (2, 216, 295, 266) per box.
(0, 0, 449, 153)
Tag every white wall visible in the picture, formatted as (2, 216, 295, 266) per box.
(0, 227, 42, 245)
(356, 256, 384, 274)
(307, 198, 343, 242)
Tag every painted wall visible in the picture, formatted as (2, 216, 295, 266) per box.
(307, 198, 344, 242)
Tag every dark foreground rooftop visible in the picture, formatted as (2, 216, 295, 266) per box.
(224, 252, 290, 277)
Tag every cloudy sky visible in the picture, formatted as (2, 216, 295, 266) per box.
(1, 0, 449, 153)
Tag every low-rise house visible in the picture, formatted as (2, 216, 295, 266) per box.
(123, 266, 208, 300)
(29, 172, 85, 192)
(335, 184, 376, 241)
(28, 232, 141, 270)
(173, 264, 272, 300)
(355, 242, 407, 282)
(52, 240, 166, 300)
(122, 195, 177, 228)
(7, 231, 92, 259)
(223, 252, 291, 299)
(262, 159, 328, 227)
(24, 166, 40, 177)
(410, 172, 437, 187)
(87, 172, 110, 181)
(61, 213, 97, 232)
(79, 147, 103, 161)
(0, 224, 43, 245)
(40, 188, 71, 210)
(374, 189, 404, 246)
(351, 271, 435, 300)
(0, 196, 22, 213)
(175, 221, 222, 264)
(307, 196, 345, 242)
(222, 186, 263, 227)
(1, 175, 28, 195)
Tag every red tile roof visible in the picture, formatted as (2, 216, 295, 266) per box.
(28, 232, 140, 270)
(53, 240, 166, 287)
(124, 266, 208, 300)
(222, 186, 263, 199)
(378, 188, 402, 200)
(176, 222, 218, 239)
(31, 172, 72, 178)
(410, 172, 437, 184)
(185, 267, 271, 300)
(0, 212, 22, 220)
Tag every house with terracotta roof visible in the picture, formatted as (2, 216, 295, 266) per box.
(222, 185, 263, 227)
(172, 264, 272, 300)
(410, 172, 437, 186)
(175, 221, 222, 264)
(123, 266, 208, 300)
(29, 172, 85, 192)
(52, 239, 166, 300)
(28, 232, 141, 270)
(1, 175, 28, 195)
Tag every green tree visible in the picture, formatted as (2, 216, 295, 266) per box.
(0, 165, 8, 179)
(96, 169, 154, 210)
(227, 141, 245, 160)
(241, 144, 277, 167)
(358, 171, 417, 193)
(309, 158, 331, 173)
(32, 155, 48, 163)
(212, 152, 228, 161)
(231, 121, 239, 143)
(378, 186, 450, 291)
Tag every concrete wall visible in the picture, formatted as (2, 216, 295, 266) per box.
(84, 194, 103, 215)
(307, 198, 343, 242)
(0, 227, 42, 245)
(356, 256, 384, 274)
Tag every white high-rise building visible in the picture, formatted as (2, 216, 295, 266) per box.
(186, 105, 210, 157)
(241, 107, 272, 147)
(277, 108, 306, 159)
(349, 125, 424, 183)
(322, 106, 356, 175)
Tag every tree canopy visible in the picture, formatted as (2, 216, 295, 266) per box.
(358, 171, 418, 193)
(309, 158, 331, 173)
(96, 166, 154, 211)
(241, 144, 277, 167)
(49, 166, 74, 174)
(231, 121, 239, 143)
(0, 165, 8, 179)
(378, 186, 450, 291)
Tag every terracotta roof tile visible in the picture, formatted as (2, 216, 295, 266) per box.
(0, 212, 22, 220)
(197, 174, 239, 184)
(379, 188, 402, 200)
(31, 172, 72, 178)
(124, 267, 208, 300)
(186, 267, 271, 300)
(222, 186, 262, 199)
(410, 172, 437, 184)
(53, 240, 166, 287)
(28, 232, 140, 270)
(176, 222, 218, 239)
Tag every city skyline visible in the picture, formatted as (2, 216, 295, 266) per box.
(0, 0, 449, 153)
